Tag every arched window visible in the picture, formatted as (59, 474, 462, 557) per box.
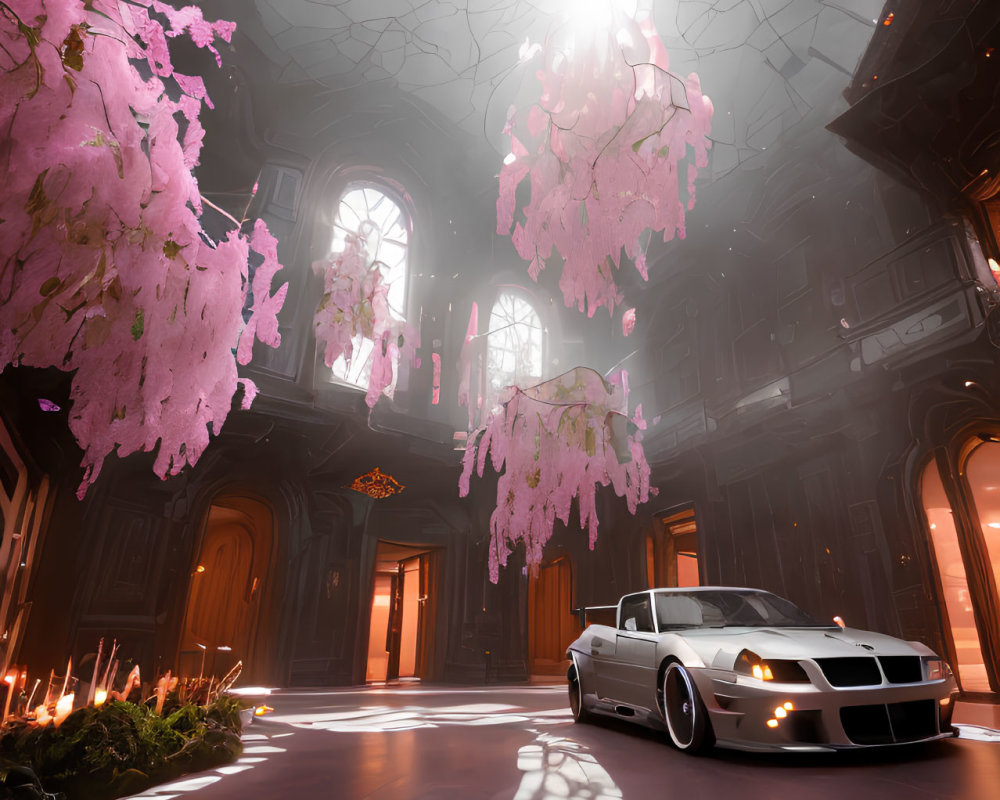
(327, 182, 410, 388)
(485, 289, 544, 399)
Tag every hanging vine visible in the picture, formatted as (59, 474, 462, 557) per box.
(459, 367, 654, 582)
(497, 13, 714, 317)
(313, 229, 416, 408)
(0, 0, 287, 497)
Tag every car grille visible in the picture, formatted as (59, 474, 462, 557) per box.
(877, 655, 922, 683)
(839, 700, 939, 745)
(815, 657, 882, 687)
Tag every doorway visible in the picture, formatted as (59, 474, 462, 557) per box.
(528, 556, 582, 676)
(921, 439, 1000, 694)
(647, 507, 700, 588)
(178, 495, 274, 681)
(366, 541, 438, 682)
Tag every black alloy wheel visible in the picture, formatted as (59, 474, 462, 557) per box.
(662, 661, 714, 753)
(568, 658, 592, 723)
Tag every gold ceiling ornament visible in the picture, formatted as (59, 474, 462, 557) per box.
(350, 467, 405, 499)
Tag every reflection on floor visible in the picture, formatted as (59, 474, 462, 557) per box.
(123, 685, 1000, 800)
(514, 732, 622, 800)
(953, 700, 1000, 729)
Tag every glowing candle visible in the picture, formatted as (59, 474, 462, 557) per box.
(54, 693, 75, 726)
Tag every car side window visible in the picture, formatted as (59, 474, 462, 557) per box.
(620, 595, 654, 633)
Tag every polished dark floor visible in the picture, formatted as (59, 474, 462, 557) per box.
(125, 685, 1000, 800)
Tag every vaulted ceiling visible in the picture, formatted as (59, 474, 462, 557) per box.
(218, 0, 883, 183)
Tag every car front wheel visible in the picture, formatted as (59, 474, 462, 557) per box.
(568, 659, 592, 723)
(662, 661, 714, 753)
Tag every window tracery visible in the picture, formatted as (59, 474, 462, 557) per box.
(485, 289, 544, 400)
(327, 183, 411, 389)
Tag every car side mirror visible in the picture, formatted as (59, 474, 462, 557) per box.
(624, 617, 637, 632)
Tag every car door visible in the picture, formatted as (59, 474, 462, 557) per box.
(614, 629, 660, 710)
(595, 593, 659, 709)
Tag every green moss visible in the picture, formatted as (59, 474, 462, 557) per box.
(0, 697, 244, 800)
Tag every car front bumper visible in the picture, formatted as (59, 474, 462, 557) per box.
(695, 667, 958, 752)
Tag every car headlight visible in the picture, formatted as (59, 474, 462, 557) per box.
(735, 649, 810, 683)
(922, 657, 952, 681)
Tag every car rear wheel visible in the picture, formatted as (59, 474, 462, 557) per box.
(662, 662, 714, 753)
(568, 660, 592, 723)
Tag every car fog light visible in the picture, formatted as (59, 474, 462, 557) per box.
(783, 701, 794, 711)
(775, 707, 787, 719)
(766, 719, 779, 728)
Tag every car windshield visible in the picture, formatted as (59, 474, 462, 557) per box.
(653, 590, 830, 629)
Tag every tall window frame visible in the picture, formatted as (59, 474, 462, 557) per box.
(484, 287, 546, 406)
(324, 179, 413, 392)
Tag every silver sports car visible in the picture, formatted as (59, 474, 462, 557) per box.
(566, 587, 958, 753)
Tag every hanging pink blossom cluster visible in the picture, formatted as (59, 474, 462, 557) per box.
(497, 15, 714, 317)
(0, 1, 287, 497)
(313, 231, 416, 408)
(459, 367, 654, 582)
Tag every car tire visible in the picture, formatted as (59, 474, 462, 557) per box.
(568, 659, 592, 724)
(662, 661, 714, 753)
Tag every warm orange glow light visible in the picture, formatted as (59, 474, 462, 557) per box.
(883, 12, 894, 26)
(34, 705, 52, 726)
(94, 688, 108, 707)
(350, 467, 405, 499)
(766, 719, 779, 728)
(196, 565, 206, 573)
(775, 706, 787, 719)
(940, 697, 951, 706)
(54, 693, 74, 726)
(783, 701, 794, 711)
(752, 664, 763, 680)
(254, 704, 274, 716)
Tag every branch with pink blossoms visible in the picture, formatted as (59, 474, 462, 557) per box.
(459, 367, 655, 583)
(313, 231, 417, 409)
(497, 13, 714, 317)
(0, 1, 286, 497)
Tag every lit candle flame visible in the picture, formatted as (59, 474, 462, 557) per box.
(54, 693, 75, 726)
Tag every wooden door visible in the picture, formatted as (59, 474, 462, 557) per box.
(528, 557, 581, 675)
(179, 498, 271, 679)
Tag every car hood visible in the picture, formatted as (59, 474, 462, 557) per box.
(672, 626, 934, 670)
